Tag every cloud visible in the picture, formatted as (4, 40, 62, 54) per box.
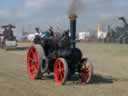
(0, 10, 10, 18)
(0, 9, 25, 18)
(25, 0, 53, 9)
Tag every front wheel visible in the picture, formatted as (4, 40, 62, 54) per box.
(54, 58, 68, 85)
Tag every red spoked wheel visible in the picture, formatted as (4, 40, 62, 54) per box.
(79, 59, 93, 84)
(54, 58, 68, 85)
(27, 45, 42, 79)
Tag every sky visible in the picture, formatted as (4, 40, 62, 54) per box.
(0, 0, 128, 37)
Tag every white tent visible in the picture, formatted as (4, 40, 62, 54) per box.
(78, 32, 90, 40)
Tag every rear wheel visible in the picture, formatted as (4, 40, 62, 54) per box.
(54, 58, 68, 85)
(79, 58, 93, 83)
(27, 45, 48, 79)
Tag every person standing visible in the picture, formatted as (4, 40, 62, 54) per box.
(7, 25, 14, 40)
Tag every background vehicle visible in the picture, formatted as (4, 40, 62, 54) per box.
(0, 24, 17, 50)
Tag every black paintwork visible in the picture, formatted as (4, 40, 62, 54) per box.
(33, 17, 83, 76)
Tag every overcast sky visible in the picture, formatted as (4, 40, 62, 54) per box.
(0, 0, 128, 36)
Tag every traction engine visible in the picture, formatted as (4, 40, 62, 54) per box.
(0, 24, 17, 49)
(27, 15, 93, 85)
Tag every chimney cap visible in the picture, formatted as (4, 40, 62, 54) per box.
(69, 14, 77, 20)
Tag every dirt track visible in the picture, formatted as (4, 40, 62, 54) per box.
(0, 42, 128, 96)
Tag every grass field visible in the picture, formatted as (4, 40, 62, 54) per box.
(78, 43, 128, 79)
(0, 42, 128, 96)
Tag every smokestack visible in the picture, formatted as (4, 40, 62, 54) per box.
(69, 14, 77, 48)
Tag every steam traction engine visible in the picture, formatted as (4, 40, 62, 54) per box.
(0, 24, 17, 49)
(105, 17, 128, 43)
(27, 15, 93, 84)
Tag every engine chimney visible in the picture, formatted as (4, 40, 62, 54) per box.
(69, 14, 77, 48)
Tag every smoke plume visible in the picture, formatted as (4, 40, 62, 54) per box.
(68, 0, 85, 16)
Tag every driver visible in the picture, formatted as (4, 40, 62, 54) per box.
(41, 26, 54, 39)
(48, 26, 54, 37)
(35, 27, 41, 35)
(3, 26, 8, 40)
(7, 25, 14, 40)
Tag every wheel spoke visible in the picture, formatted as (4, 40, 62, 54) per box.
(31, 50, 34, 56)
(34, 63, 38, 70)
(32, 64, 38, 74)
(30, 64, 35, 71)
(59, 72, 63, 80)
(61, 71, 64, 78)
(55, 64, 59, 72)
(58, 62, 61, 69)
(33, 53, 37, 60)
(85, 66, 90, 73)
(28, 57, 33, 61)
(85, 73, 89, 80)
(60, 67, 64, 72)
(60, 62, 64, 72)
(33, 69, 37, 74)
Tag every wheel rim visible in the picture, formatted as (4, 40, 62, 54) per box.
(27, 46, 39, 79)
(80, 62, 92, 83)
(54, 59, 65, 84)
(85, 64, 91, 82)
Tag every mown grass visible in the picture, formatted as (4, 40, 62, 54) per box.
(77, 42, 128, 79)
